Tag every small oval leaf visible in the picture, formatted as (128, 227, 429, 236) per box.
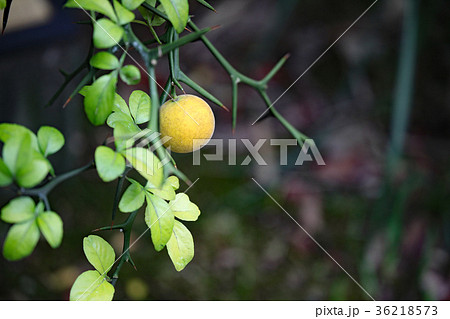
(37, 211, 63, 248)
(70, 270, 115, 301)
(120, 65, 141, 85)
(145, 194, 174, 251)
(1, 196, 35, 224)
(37, 126, 65, 157)
(113, 0, 135, 25)
(122, 0, 145, 10)
(0, 157, 12, 187)
(147, 177, 176, 201)
(170, 193, 200, 221)
(119, 181, 145, 212)
(65, 0, 117, 22)
(90, 52, 120, 70)
(159, 0, 189, 33)
(95, 146, 126, 182)
(166, 220, 194, 271)
(128, 90, 150, 124)
(93, 18, 124, 49)
(124, 147, 164, 188)
(84, 73, 117, 126)
(3, 220, 40, 261)
(83, 235, 116, 275)
(15, 152, 50, 188)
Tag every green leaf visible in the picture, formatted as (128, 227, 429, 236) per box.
(138, 5, 153, 23)
(119, 180, 145, 212)
(129, 90, 150, 124)
(0, 123, 39, 151)
(124, 147, 164, 188)
(90, 52, 120, 70)
(122, 0, 145, 10)
(37, 126, 65, 157)
(159, 0, 189, 33)
(113, 0, 135, 25)
(37, 211, 63, 248)
(146, 176, 177, 201)
(78, 85, 90, 97)
(0, 157, 13, 187)
(151, 5, 167, 26)
(166, 175, 180, 190)
(83, 235, 115, 275)
(15, 152, 50, 188)
(170, 193, 200, 221)
(2, 133, 49, 188)
(0, 0, 6, 10)
(70, 270, 115, 301)
(107, 111, 135, 128)
(84, 73, 117, 126)
(1, 196, 35, 224)
(35, 202, 45, 214)
(65, 0, 117, 22)
(120, 65, 141, 85)
(2, 133, 32, 175)
(112, 93, 131, 115)
(138, 2, 165, 27)
(93, 18, 124, 49)
(3, 219, 40, 261)
(145, 194, 174, 251)
(113, 122, 141, 151)
(95, 146, 126, 182)
(166, 220, 194, 271)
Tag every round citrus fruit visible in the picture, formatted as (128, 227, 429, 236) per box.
(159, 94, 215, 153)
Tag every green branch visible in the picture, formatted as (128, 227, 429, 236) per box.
(45, 42, 94, 108)
(21, 161, 94, 197)
(111, 210, 138, 286)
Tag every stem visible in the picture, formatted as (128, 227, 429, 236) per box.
(21, 161, 94, 197)
(259, 90, 309, 144)
(45, 42, 94, 108)
(231, 76, 239, 131)
(148, 64, 160, 133)
(387, 0, 419, 172)
(188, 21, 262, 88)
(111, 166, 132, 221)
(111, 210, 138, 286)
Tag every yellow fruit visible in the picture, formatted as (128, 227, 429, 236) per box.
(159, 94, 215, 153)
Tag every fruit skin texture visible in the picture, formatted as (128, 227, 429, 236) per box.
(159, 94, 215, 153)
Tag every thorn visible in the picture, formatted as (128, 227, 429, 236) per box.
(110, 221, 114, 231)
(126, 253, 138, 270)
(232, 127, 236, 135)
(220, 104, 230, 112)
(62, 97, 71, 108)
(184, 27, 192, 33)
(283, 53, 291, 60)
(210, 25, 222, 31)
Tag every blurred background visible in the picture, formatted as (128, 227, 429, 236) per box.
(1, 0, 449, 300)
